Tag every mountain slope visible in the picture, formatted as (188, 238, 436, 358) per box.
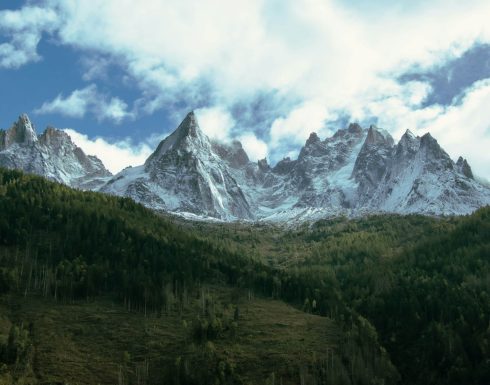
(0, 114, 111, 189)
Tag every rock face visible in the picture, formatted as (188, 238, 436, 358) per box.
(0, 114, 112, 189)
(363, 130, 490, 216)
(2, 112, 490, 221)
(102, 111, 490, 221)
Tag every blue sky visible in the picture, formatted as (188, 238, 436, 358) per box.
(1, 0, 490, 179)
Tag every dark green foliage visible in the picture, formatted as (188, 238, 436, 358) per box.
(289, 208, 490, 385)
(0, 168, 270, 311)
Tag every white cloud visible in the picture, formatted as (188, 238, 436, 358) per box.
(63, 129, 158, 174)
(270, 101, 332, 149)
(35, 84, 133, 123)
(9, 0, 490, 105)
(238, 133, 268, 161)
(35, 85, 96, 118)
(80, 56, 112, 81)
(0, 6, 58, 68)
(0, 39, 39, 68)
(97, 97, 132, 123)
(194, 107, 235, 142)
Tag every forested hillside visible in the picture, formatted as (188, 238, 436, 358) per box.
(0, 167, 488, 384)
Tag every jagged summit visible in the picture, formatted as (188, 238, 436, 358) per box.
(257, 158, 270, 172)
(0, 114, 38, 149)
(404, 128, 415, 137)
(365, 125, 394, 146)
(0, 115, 111, 189)
(145, 111, 210, 168)
(39, 126, 72, 146)
(305, 132, 320, 145)
(456, 156, 474, 179)
(212, 140, 249, 168)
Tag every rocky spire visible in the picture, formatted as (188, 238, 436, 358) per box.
(39, 126, 72, 146)
(212, 140, 250, 168)
(145, 111, 211, 167)
(1, 114, 38, 149)
(257, 158, 270, 172)
(456, 156, 474, 179)
(365, 125, 394, 147)
(395, 129, 420, 157)
(305, 132, 320, 146)
(419, 133, 452, 166)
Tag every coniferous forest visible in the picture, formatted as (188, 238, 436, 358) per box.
(0, 167, 489, 385)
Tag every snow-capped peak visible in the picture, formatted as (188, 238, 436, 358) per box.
(145, 111, 211, 168)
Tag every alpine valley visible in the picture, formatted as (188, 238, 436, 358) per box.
(1, 112, 489, 222)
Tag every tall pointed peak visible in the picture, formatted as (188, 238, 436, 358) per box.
(399, 129, 419, 143)
(177, 110, 200, 137)
(145, 110, 210, 167)
(419, 132, 452, 166)
(402, 129, 416, 138)
(16, 113, 36, 137)
(420, 132, 438, 147)
(456, 156, 474, 179)
(396, 128, 420, 156)
(2, 113, 38, 148)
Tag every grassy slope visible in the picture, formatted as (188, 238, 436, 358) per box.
(1, 287, 335, 385)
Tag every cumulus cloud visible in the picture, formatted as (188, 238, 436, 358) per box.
(0, 6, 58, 68)
(270, 101, 332, 150)
(238, 133, 268, 162)
(97, 97, 132, 123)
(63, 129, 158, 174)
(35, 85, 95, 118)
(195, 107, 235, 142)
(35, 84, 133, 123)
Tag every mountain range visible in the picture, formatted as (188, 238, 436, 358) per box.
(0, 114, 111, 190)
(1, 112, 489, 221)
